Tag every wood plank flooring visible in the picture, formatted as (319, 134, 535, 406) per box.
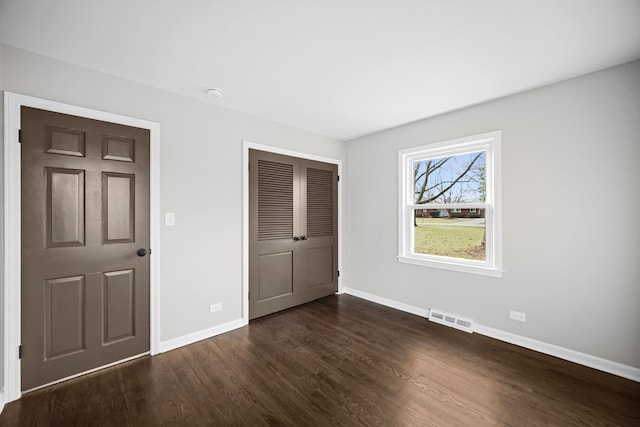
(2, 295, 639, 426)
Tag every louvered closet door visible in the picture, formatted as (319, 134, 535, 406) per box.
(299, 160, 338, 303)
(249, 150, 337, 320)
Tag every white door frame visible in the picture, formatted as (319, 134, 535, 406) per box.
(241, 141, 344, 324)
(3, 92, 161, 403)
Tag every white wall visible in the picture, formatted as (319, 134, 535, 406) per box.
(0, 44, 345, 350)
(345, 60, 640, 368)
(0, 47, 4, 393)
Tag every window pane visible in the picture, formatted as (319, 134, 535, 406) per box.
(413, 151, 486, 204)
(414, 209, 486, 261)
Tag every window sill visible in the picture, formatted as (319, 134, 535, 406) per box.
(397, 255, 503, 278)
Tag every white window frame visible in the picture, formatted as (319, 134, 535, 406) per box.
(398, 130, 502, 277)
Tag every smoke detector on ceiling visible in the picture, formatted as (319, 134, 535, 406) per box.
(206, 88, 223, 100)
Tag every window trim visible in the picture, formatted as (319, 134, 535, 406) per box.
(398, 130, 502, 277)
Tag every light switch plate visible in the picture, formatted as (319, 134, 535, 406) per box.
(165, 212, 176, 226)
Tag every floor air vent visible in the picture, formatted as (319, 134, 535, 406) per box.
(429, 309, 474, 333)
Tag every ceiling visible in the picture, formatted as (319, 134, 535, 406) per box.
(1, 0, 639, 141)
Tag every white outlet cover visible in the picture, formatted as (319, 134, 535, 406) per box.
(209, 303, 223, 313)
(165, 212, 176, 226)
(509, 310, 527, 322)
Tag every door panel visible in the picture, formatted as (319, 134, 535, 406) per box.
(102, 269, 136, 344)
(102, 135, 135, 162)
(258, 252, 294, 300)
(306, 167, 334, 237)
(257, 159, 295, 241)
(249, 150, 337, 320)
(21, 106, 150, 391)
(45, 276, 86, 359)
(306, 246, 333, 287)
(46, 168, 85, 247)
(46, 126, 86, 156)
(103, 172, 135, 243)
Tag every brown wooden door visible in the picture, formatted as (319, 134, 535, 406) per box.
(20, 106, 150, 391)
(249, 150, 338, 320)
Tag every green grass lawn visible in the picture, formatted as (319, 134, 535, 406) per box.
(414, 224, 485, 260)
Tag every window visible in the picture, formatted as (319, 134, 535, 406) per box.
(398, 131, 502, 277)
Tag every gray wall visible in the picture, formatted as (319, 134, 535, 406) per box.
(0, 44, 345, 352)
(344, 59, 640, 368)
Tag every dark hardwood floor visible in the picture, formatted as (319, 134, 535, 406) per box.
(2, 295, 639, 426)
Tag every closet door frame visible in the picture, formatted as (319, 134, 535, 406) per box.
(242, 141, 343, 324)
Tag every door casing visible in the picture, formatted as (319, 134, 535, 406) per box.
(3, 92, 161, 403)
(242, 140, 343, 324)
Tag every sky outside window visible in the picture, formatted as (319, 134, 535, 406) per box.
(413, 151, 486, 205)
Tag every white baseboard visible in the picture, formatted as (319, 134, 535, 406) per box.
(474, 325, 640, 382)
(344, 287, 430, 318)
(0, 390, 4, 415)
(343, 287, 640, 383)
(159, 318, 246, 353)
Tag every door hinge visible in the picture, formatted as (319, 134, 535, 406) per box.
(18, 129, 22, 143)
(337, 174, 340, 182)
(337, 270, 340, 277)
(18, 344, 23, 359)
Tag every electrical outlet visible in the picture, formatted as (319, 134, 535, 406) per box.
(165, 212, 176, 226)
(209, 303, 222, 313)
(509, 310, 526, 322)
